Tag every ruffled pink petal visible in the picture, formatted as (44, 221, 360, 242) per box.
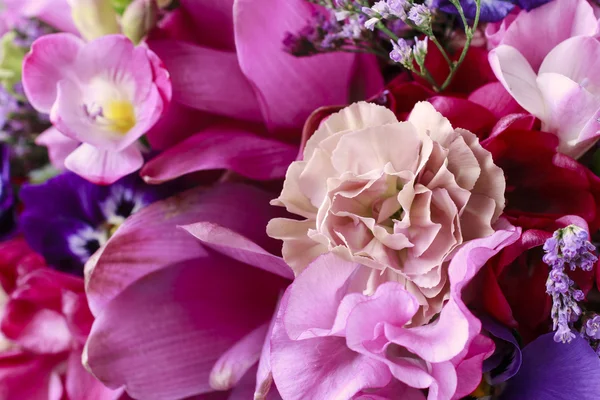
(85, 184, 284, 315)
(234, 0, 361, 133)
(148, 40, 262, 122)
(500, 0, 598, 71)
(140, 125, 297, 183)
(22, 33, 84, 113)
(64, 144, 144, 185)
(85, 257, 282, 400)
(35, 127, 80, 170)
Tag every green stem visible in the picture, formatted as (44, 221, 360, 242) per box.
(376, 21, 400, 42)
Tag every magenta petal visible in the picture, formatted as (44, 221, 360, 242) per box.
(177, 0, 235, 50)
(148, 40, 262, 122)
(85, 184, 283, 315)
(85, 257, 283, 400)
(140, 126, 297, 183)
(64, 144, 144, 185)
(209, 322, 269, 391)
(65, 349, 123, 400)
(0, 352, 63, 400)
(35, 127, 80, 170)
(22, 33, 84, 113)
(467, 82, 524, 119)
(234, 0, 359, 132)
(182, 222, 294, 280)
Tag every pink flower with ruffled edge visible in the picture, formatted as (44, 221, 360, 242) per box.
(268, 101, 505, 323)
(270, 226, 520, 399)
(0, 238, 119, 399)
(487, 0, 600, 158)
(22, 33, 171, 184)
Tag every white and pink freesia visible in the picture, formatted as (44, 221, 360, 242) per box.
(488, 0, 600, 158)
(22, 33, 171, 184)
(271, 227, 520, 399)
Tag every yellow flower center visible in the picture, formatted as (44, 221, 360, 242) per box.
(103, 100, 136, 134)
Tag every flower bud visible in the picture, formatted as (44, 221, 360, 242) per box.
(68, 0, 121, 41)
(121, 0, 158, 44)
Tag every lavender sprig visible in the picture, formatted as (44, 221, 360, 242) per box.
(542, 225, 598, 344)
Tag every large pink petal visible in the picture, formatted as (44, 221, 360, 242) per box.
(489, 45, 545, 118)
(35, 127, 80, 170)
(148, 40, 262, 122)
(234, 0, 359, 133)
(270, 292, 392, 400)
(85, 184, 284, 315)
(182, 222, 294, 280)
(467, 82, 524, 119)
(22, 33, 84, 113)
(500, 0, 598, 71)
(65, 349, 123, 400)
(17, 0, 78, 34)
(64, 144, 144, 185)
(178, 0, 235, 50)
(85, 257, 283, 400)
(141, 125, 296, 183)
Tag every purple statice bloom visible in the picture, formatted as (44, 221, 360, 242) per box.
(0, 145, 15, 239)
(389, 38, 413, 65)
(585, 315, 600, 340)
(407, 4, 432, 29)
(19, 172, 171, 275)
(499, 332, 600, 399)
(543, 225, 597, 272)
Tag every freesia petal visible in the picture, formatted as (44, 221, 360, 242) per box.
(500, 0, 598, 70)
(65, 349, 124, 400)
(488, 45, 545, 119)
(35, 127, 80, 170)
(209, 322, 269, 391)
(181, 222, 294, 280)
(467, 82, 524, 119)
(64, 143, 144, 185)
(499, 333, 600, 399)
(141, 126, 297, 183)
(85, 183, 284, 315)
(85, 257, 283, 400)
(148, 40, 262, 122)
(22, 33, 84, 113)
(234, 0, 360, 133)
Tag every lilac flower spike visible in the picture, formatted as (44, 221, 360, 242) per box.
(585, 316, 600, 340)
(542, 225, 598, 343)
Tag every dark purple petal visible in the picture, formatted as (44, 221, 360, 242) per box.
(480, 315, 522, 385)
(435, 0, 515, 23)
(500, 332, 600, 399)
(0, 145, 15, 240)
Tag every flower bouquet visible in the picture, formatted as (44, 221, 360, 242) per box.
(1, 0, 600, 398)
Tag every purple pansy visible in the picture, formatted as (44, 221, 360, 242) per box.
(19, 171, 170, 275)
(0, 144, 15, 239)
(499, 332, 600, 399)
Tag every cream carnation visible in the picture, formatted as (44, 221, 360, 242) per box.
(267, 101, 505, 322)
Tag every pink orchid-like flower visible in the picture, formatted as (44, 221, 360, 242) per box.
(22, 33, 171, 184)
(0, 238, 120, 399)
(83, 183, 293, 399)
(270, 227, 520, 399)
(268, 101, 505, 324)
(488, 0, 600, 158)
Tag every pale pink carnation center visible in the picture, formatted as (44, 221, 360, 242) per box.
(268, 101, 505, 323)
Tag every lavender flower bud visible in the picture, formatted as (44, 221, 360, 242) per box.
(408, 4, 432, 31)
(389, 38, 413, 68)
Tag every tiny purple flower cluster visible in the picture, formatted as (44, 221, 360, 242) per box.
(543, 225, 598, 344)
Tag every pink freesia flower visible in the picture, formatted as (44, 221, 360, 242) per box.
(22, 33, 171, 184)
(137, 0, 384, 184)
(83, 183, 292, 399)
(268, 101, 505, 323)
(270, 226, 520, 399)
(0, 238, 119, 399)
(488, 0, 600, 158)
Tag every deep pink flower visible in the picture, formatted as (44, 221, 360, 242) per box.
(137, 0, 384, 184)
(270, 226, 520, 399)
(22, 33, 172, 184)
(0, 238, 119, 399)
(83, 183, 293, 399)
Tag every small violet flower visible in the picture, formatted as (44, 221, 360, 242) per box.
(390, 38, 413, 67)
(19, 171, 171, 275)
(585, 315, 600, 340)
(543, 225, 598, 344)
(363, 0, 407, 30)
(407, 4, 432, 30)
(22, 33, 172, 184)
